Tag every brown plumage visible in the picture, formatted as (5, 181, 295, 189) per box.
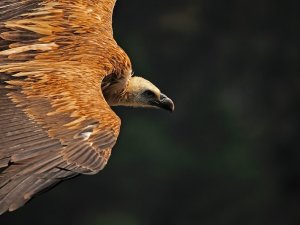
(0, 0, 174, 214)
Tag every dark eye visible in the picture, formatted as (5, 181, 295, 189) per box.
(142, 90, 156, 98)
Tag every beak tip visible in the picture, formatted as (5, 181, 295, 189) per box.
(160, 93, 175, 113)
(169, 102, 175, 112)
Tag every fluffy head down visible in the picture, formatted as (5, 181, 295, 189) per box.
(116, 76, 174, 111)
(126, 76, 160, 103)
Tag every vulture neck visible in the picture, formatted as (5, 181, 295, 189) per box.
(103, 76, 133, 107)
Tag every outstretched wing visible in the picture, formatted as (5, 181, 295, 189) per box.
(0, 0, 120, 213)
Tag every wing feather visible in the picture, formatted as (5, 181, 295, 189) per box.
(0, 0, 123, 214)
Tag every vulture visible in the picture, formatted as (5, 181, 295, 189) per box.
(0, 0, 174, 214)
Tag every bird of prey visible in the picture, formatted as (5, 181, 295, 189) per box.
(0, 0, 174, 214)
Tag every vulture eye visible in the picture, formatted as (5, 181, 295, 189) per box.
(142, 90, 156, 98)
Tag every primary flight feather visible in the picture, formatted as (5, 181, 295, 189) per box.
(0, 0, 174, 214)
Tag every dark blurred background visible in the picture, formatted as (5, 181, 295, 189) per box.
(2, 0, 299, 224)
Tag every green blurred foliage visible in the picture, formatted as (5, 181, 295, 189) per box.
(2, 0, 299, 225)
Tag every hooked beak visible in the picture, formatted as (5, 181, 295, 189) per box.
(151, 93, 175, 112)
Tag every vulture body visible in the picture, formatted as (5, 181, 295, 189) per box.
(0, 0, 174, 214)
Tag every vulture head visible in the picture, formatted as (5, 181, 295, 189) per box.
(116, 76, 174, 112)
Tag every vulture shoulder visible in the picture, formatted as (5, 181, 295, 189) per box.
(0, 0, 131, 213)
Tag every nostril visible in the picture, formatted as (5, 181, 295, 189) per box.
(159, 93, 168, 100)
